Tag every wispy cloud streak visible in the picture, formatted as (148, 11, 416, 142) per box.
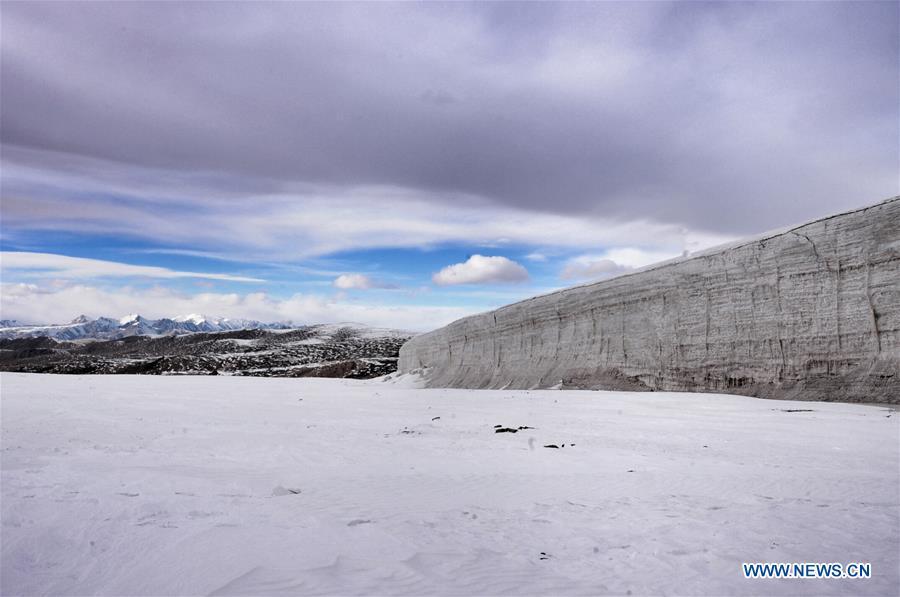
(1, 252, 264, 283)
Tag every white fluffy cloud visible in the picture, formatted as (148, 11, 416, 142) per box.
(560, 248, 679, 281)
(333, 274, 374, 290)
(0, 282, 474, 331)
(560, 258, 627, 281)
(432, 255, 529, 286)
(1, 252, 263, 283)
(332, 274, 397, 290)
(600, 248, 680, 269)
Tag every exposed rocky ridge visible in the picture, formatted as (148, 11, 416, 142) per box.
(0, 325, 410, 379)
(399, 197, 900, 403)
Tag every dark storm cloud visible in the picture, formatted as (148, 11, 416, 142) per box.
(2, 1, 897, 235)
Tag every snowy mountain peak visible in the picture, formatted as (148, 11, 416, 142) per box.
(0, 315, 412, 342)
(174, 314, 211, 325)
(0, 314, 294, 341)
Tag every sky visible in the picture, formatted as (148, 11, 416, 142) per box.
(1, 1, 898, 330)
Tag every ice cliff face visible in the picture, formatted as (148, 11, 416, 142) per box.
(399, 197, 900, 403)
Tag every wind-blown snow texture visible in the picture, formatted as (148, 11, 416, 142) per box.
(1, 374, 897, 595)
(400, 197, 900, 402)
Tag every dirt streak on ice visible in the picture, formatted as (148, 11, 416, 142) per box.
(1, 373, 897, 595)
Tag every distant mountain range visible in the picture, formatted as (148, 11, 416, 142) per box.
(0, 314, 297, 341)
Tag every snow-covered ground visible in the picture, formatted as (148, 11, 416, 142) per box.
(1, 373, 897, 596)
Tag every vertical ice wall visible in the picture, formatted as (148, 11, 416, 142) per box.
(399, 197, 900, 402)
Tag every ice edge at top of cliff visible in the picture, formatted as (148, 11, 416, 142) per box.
(418, 195, 900, 334)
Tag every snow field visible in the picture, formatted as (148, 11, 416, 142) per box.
(1, 373, 897, 595)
